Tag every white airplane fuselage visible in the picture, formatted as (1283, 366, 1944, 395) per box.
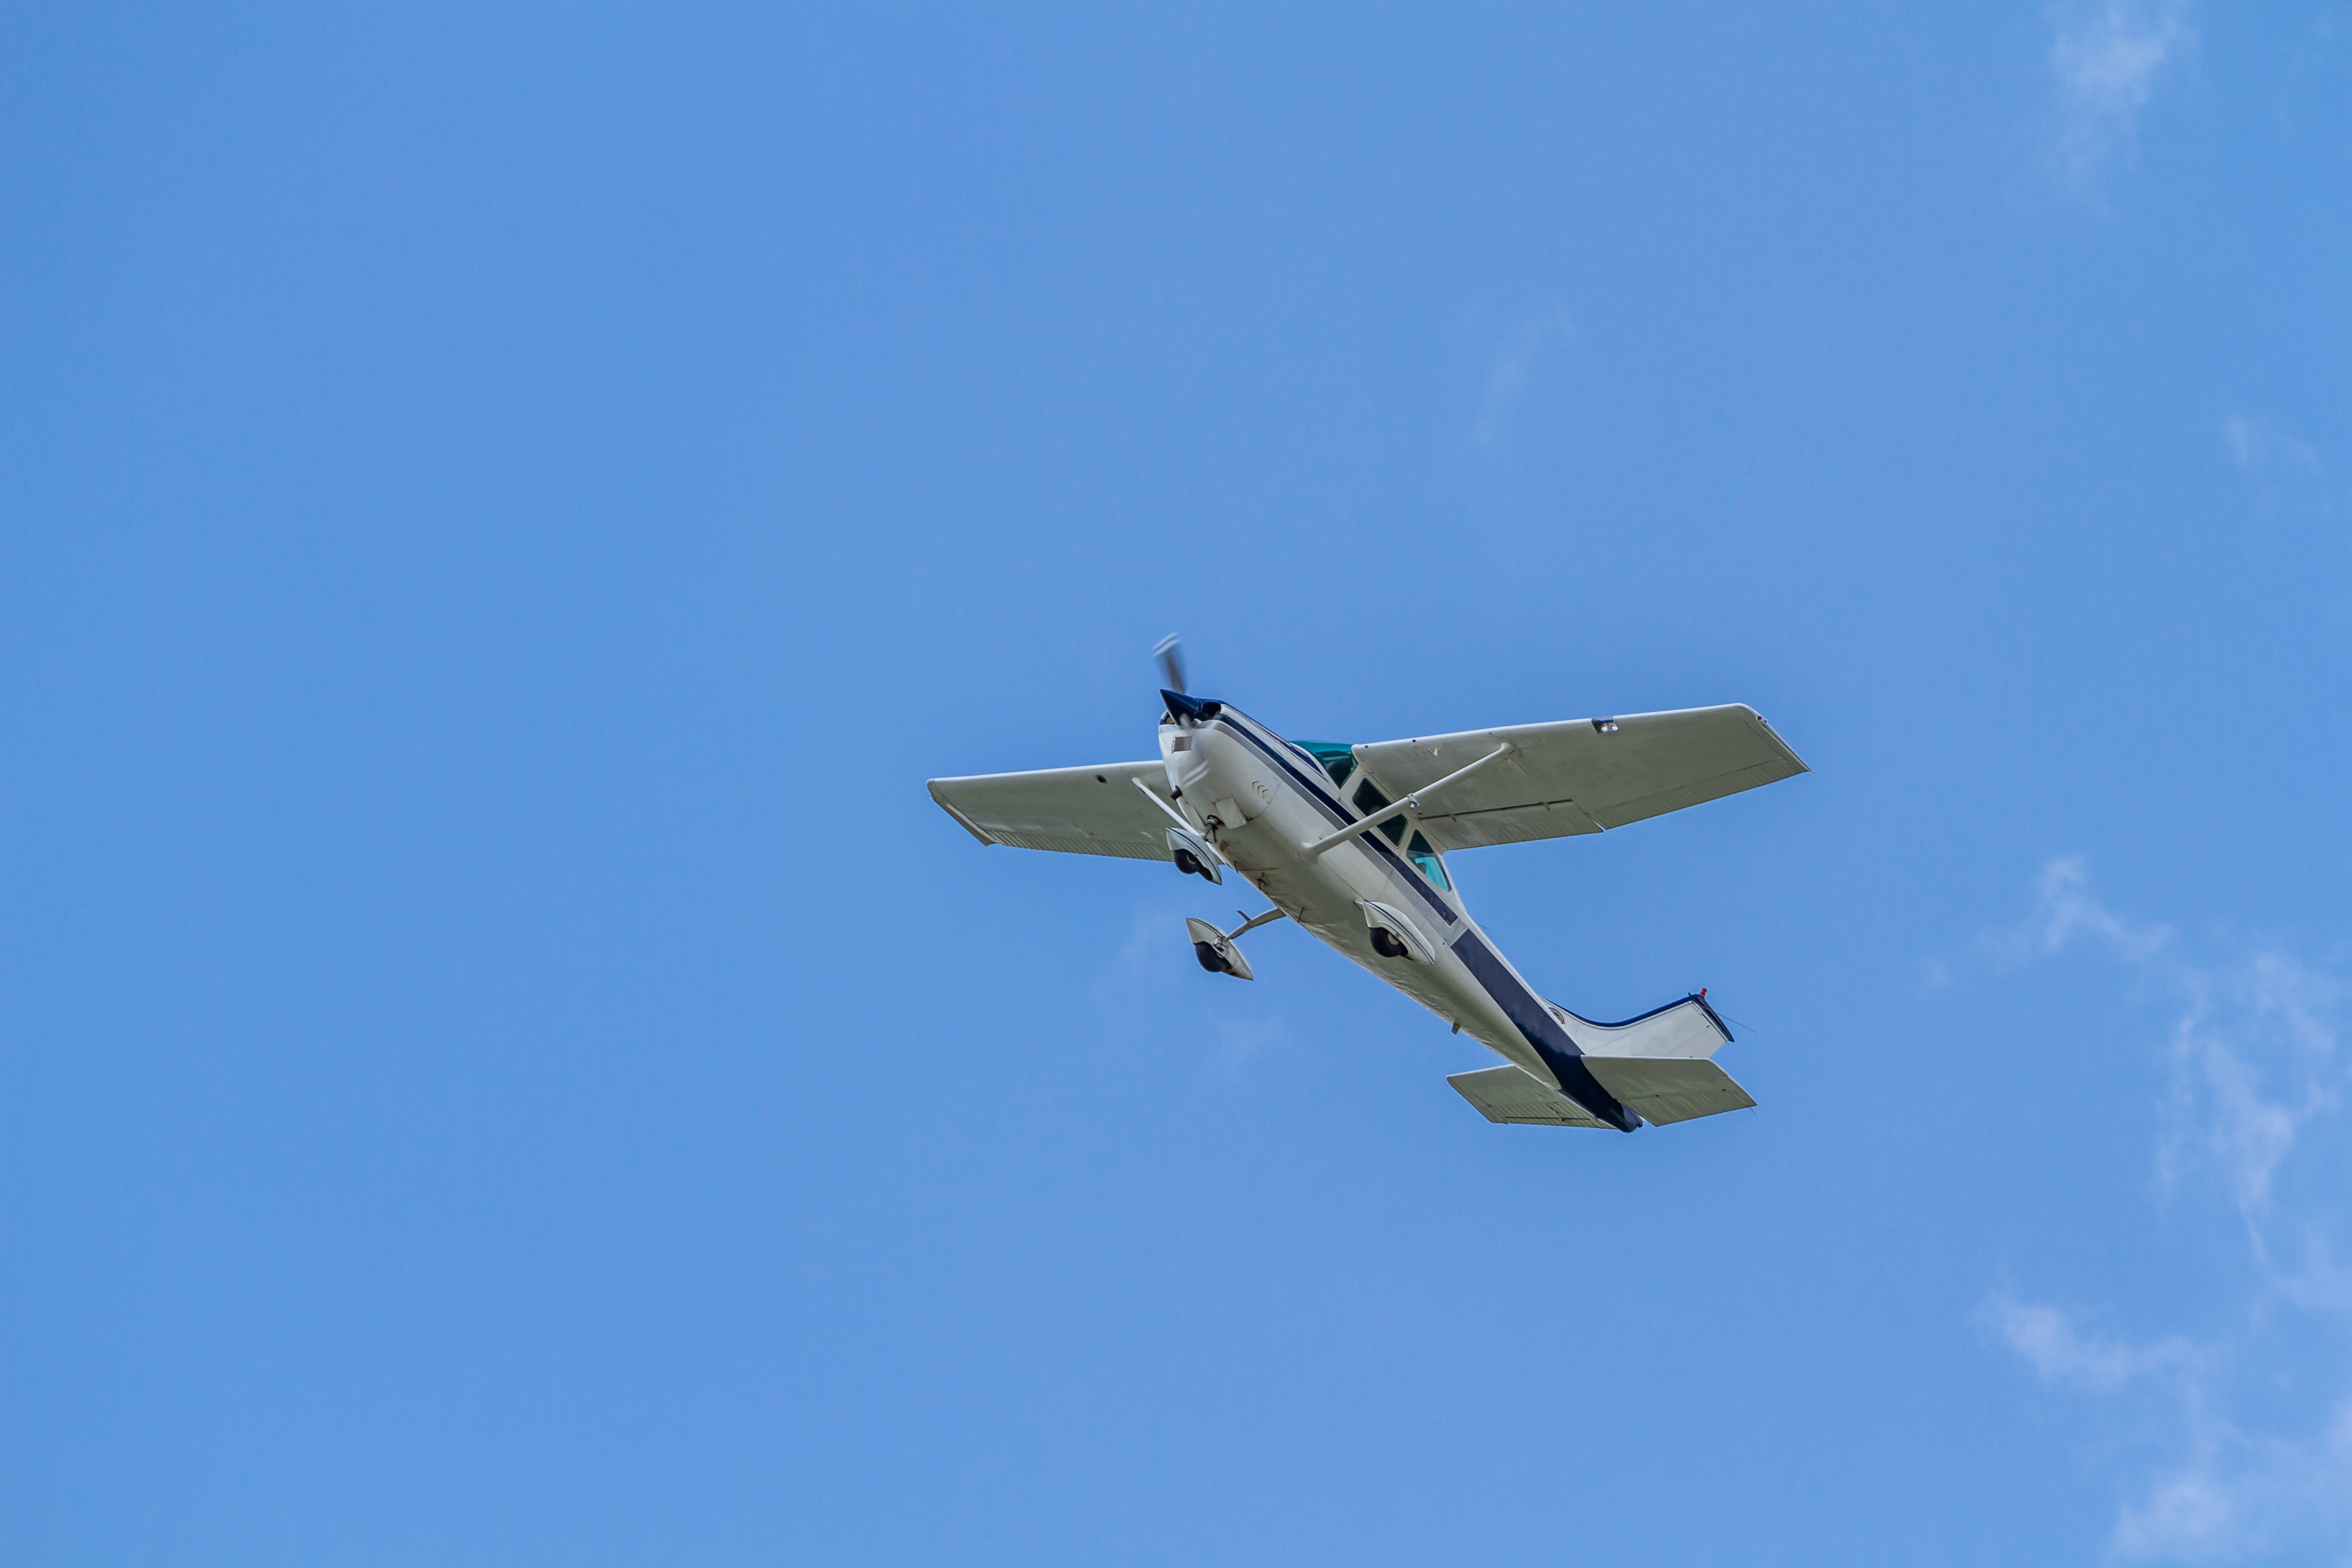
(1158, 697, 1644, 1131)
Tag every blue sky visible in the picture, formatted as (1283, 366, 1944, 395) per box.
(6, 4, 2351, 1563)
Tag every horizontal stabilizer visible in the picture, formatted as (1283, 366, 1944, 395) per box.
(1580, 1055, 1756, 1125)
(1449, 1038, 1757, 1128)
(1447, 1063, 1618, 1129)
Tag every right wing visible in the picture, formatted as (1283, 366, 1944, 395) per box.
(928, 760, 1178, 861)
(1353, 702, 1807, 852)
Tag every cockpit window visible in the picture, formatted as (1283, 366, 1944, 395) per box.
(1351, 780, 1408, 845)
(1407, 830, 1451, 891)
(1298, 740, 1356, 788)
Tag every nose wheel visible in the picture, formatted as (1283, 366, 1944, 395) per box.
(1184, 906, 1287, 981)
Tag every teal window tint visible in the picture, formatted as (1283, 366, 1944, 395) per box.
(1299, 740, 1356, 788)
(1353, 780, 1407, 845)
(1408, 831, 1451, 891)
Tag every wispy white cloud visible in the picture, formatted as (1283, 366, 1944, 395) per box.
(2045, 0, 2196, 195)
(1977, 859, 2352, 1562)
(1980, 1293, 2199, 1392)
(2222, 416, 2331, 516)
(1475, 304, 1574, 447)
(2112, 1405, 2352, 1563)
(2154, 950, 2340, 1220)
(1984, 855, 2172, 965)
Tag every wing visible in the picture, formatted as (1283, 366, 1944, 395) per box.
(927, 760, 1178, 861)
(1353, 703, 1807, 852)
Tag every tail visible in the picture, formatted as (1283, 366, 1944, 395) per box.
(1449, 992, 1757, 1129)
(1566, 992, 1755, 1125)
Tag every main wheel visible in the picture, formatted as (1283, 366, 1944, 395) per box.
(1194, 940, 1229, 973)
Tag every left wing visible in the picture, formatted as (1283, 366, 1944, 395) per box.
(928, 761, 1177, 861)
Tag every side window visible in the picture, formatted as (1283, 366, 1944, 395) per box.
(1407, 830, 1451, 891)
(1329, 762, 1451, 890)
(1351, 780, 1407, 845)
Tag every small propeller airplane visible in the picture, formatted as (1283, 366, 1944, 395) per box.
(927, 639, 1809, 1132)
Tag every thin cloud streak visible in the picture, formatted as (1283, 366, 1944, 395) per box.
(2046, 0, 2196, 195)
(1980, 1293, 2199, 1393)
(1983, 855, 2171, 966)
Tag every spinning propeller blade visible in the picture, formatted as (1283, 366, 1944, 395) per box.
(1153, 634, 1186, 696)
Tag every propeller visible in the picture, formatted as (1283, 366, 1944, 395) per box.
(1153, 634, 1186, 696)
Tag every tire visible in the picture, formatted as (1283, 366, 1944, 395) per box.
(1370, 928, 1409, 960)
(1194, 941, 1229, 973)
(1174, 849, 1203, 878)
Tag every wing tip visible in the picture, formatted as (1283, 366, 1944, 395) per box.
(1745, 708, 1813, 775)
(927, 784, 998, 845)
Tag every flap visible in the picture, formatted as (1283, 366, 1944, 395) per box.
(928, 760, 1177, 861)
(1353, 704, 1807, 852)
(1579, 1056, 1757, 1125)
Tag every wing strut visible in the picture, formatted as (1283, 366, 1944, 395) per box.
(1300, 743, 1514, 858)
(1130, 774, 1194, 830)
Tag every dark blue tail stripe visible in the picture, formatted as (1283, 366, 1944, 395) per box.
(1451, 929, 1637, 1132)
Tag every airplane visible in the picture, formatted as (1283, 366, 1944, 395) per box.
(926, 640, 1809, 1132)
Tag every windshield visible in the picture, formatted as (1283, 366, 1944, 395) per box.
(1298, 740, 1356, 788)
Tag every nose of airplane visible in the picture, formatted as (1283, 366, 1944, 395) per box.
(1161, 689, 1223, 723)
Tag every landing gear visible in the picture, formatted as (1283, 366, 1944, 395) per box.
(1185, 906, 1287, 981)
(1370, 927, 1410, 960)
(1163, 827, 1222, 883)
